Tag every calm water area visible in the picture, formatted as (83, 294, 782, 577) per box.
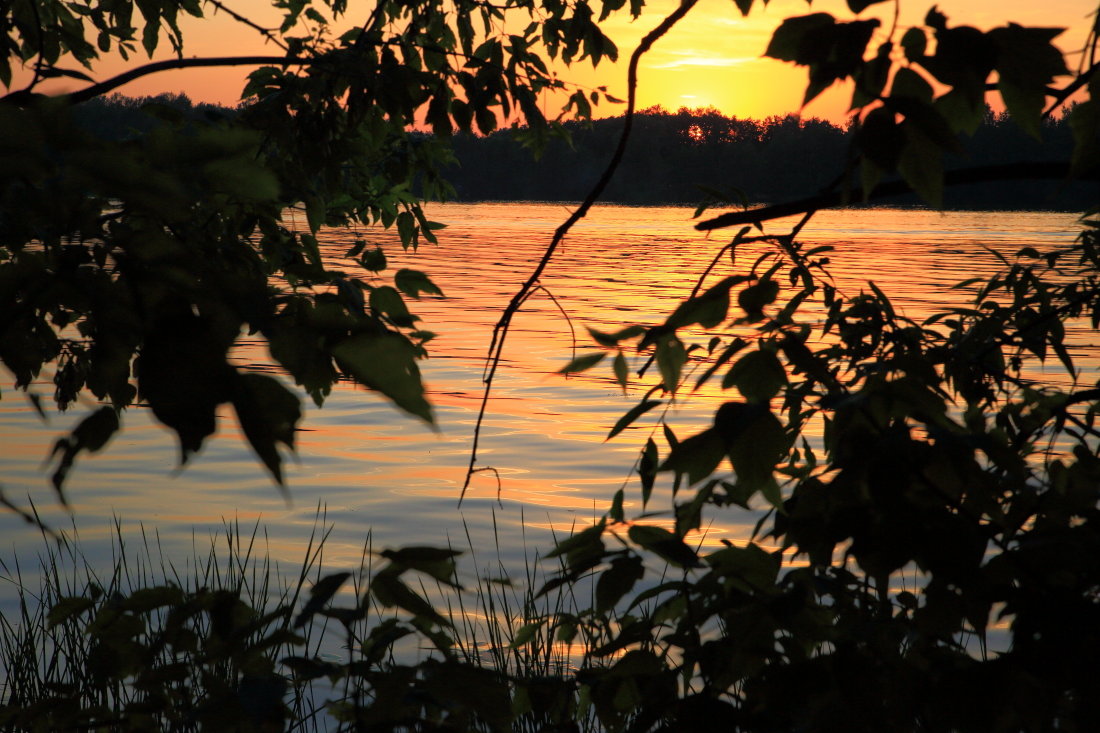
(0, 203, 1088, 611)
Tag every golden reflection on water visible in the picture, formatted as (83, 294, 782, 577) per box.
(0, 204, 1087, 588)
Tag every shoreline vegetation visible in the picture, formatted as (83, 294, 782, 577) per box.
(74, 93, 1094, 212)
(6, 0, 1100, 726)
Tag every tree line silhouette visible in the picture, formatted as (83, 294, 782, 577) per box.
(73, 94, 1090, 210)
(445, 104, 1093, 209)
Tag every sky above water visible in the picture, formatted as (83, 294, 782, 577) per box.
(12, 0, 1098, 122)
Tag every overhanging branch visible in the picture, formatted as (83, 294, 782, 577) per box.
(1, 56, 310, 106)
(695, 161, 1090, 232)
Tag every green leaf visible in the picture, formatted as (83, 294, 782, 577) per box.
(370, 572, 449, 626)
(660, 427, 726, 486)
(663, 276, 737, 331)
(891, 67, 933, 103)
(546, 520, 607, 561)
(607, 400, 662, 440)
(361, 248, 387, 272)
(714, 401, 787, 500)
(613, 351, 629, 390)
(509, 621, 544, 648)
(587, 324, 645, 347)
(846, 0, 889, 13)
(370, 286, 416, 328)
(380, 546, 462, 585)
(737, 279, 780, 321)
(559, 352, 607, 374)
(332, 334, 433, 424)
(922, 25, 995, 105)
(898, 123, 944, 207)
(48, 407, 120, 500)
(231, 373, 302, 486)
(1069, 99, 1100, 175)
(765, 14, 836, 64)
(900, 27, 927, 61)
(934, 88, 987, 135)
(596, 556, 645, 612)
(627, 525, 700, 568)
(640, 438, 658, 507)
(395, 269, 445, 299)
(989, 23, 1068, 139)
(723, 349, 787, 402)
(704, 543, 780, 591)
(122, 586, 186, 613)
(766, 14, 880, 104)
(294, 572, 352, 628)
(656, 334, 687, 393)
(609, 488, 625, 522)
(48, 596, 96, 628)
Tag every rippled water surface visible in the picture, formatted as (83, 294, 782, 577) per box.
(0, 204, 1086, 586)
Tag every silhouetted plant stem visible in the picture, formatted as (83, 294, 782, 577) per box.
(461, 0, 702, 503)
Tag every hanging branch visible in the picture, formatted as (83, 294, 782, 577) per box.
(0, 56, 310, 106)
(459, 0, 702, 503)
(695, 161, 1086, 232)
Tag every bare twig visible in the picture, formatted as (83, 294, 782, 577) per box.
(460, 0, 702, 503)
(205, 0, 290, 52)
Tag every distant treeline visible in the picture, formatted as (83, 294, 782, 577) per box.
(72, 92, 237, 139)
(72, 95, 1095, 210)
(446, 105, 1096, 210)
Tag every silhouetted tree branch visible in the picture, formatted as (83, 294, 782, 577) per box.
(461, 0, 702, 502)
(695, 161, 1091, 231)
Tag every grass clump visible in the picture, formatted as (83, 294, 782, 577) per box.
(0, 511, 614, 732)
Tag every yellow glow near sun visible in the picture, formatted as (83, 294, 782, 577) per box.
(9, 0, 1096, 124)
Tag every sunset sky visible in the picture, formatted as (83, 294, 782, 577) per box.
(13, 0, 1098, 123)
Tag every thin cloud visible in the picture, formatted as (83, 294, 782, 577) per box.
(648, 53, 758, 69)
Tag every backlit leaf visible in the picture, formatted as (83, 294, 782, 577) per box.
(596, 555, 644, 612)
(332, 334, 433, 424)
(559, 352, 606, 374)
(395, 269, 445, 299)
(628, 525, 700, 568)
(607, 400, 662, 440)
(231, 373, 302, 486)
(723, 349, 787, 402)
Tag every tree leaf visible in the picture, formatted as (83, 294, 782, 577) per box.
(48, 596, 96, 628)
(897, 123, 944, 207)
(370, 286, 416, 328)
(596, 555, 645, 612)
(613, 351, 629, 390)
(723, 349, 787, 402)
(294, 572, 352, 628)
(627, 525, 700, 568)
(656, 334, 687, 393)
(989, 23, 1068, 139)
(48, 406, 120, 500)
(607, 400, 662, 441)
(660, 427, 726, 486)
(332, 334, 433, 424)
(559, 352, 606, 374)
(370, 572, 449, 626)
(846, 0, 889, 14)
(395, 269, 445, 299)
(231, 372, 302, 486)
(737, 279, 779, 321)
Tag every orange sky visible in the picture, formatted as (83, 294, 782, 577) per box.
(11, 0, 1097, 123)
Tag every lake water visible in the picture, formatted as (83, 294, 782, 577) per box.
(0, 203, 1087, 601)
